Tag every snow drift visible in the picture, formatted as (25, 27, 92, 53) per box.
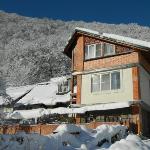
(1, 124, 149, 150)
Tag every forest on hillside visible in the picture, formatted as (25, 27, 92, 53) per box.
(0, 11, 150, 87)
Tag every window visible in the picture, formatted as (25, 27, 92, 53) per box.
(101, 73, 110, 91)
(85, 44, 102, 60)
(91, 74, 100, 92)
(111, 71, 120, 90)
(57, 79, 71, 94)
(104, 43, 115, 56)
(91, 71, 121, 92)
(85, 43, 115, 60)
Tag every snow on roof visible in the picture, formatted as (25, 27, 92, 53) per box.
(6, 108, 50, 119)
(102, 33, 150, 49)
(51, 107, 72, 114)
(75, 27, 99, 35)
(0, 85, 34, 106)
(16, 76, 70, 106)
(72, 101, 133, 114)
(6, 101, 135, 119)
(6, 85, 34, 100)
(73, 27, 150, 50)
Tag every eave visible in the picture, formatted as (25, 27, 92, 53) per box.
(63, 28, 150, 59)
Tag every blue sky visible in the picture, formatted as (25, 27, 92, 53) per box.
(0, 0, 150, 26)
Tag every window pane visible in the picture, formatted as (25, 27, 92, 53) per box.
(111, 71, 120, 90)
(58, 84, 62, 92)
(85, 45, 88, 60)
(96, 44, 101, 57)
(104, 43, 115, 56)
(101, 74, 110, 91)
(89, 45, 95, 58)
(91, 74, 100, 92)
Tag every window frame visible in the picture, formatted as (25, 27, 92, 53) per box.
(91, 70, 122, 93)
(57, 79, 71, 95)
(84, 43, 116, 61)
(85, 43, 103, 60)
(103, 43, 116, 56)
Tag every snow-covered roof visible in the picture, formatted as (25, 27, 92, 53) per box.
(74, 27, 150, 50)
(75, 27, 99, 35)
(6, 101, 135, 119)
(0, 85, 34, 106)
(102, 33, 150, 49)
(6, 108, 50, 119)
(16, 76, 70, 106)
(6, 85, 34, 100)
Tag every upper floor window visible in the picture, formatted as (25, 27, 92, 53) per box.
(57, 79, 71, 94)
(91, 71, 121, 93)
(103, 43, 115, 56)
(85, 44, 102, 60)
(85, 43, 115, 60)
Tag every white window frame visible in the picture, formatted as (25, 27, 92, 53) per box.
(103, 43, 116, 56)
(85, 43, 102, 60)
(57, 79, 71, 94)
(91, 70, 122, 93)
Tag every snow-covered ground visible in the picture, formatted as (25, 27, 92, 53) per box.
(0, 124, 150, 150)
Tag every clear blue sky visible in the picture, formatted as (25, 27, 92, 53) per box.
(0, 0, 150, 26)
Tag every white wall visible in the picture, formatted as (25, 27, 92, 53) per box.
(81, 68, 133, 105)
(140, 67, 150, 106)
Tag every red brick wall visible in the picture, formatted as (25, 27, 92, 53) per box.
(73, 35, 84, 71)
(84, 52, 139, 70)
(84, 36, 132, 55)
(132, 67, 141, 100)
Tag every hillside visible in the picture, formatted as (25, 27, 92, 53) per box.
(0, 11, 150, 87)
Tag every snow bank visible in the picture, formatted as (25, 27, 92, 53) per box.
(87, 124, 127, 149)
(0, 124, 149, 150)
(109, 134, 150, 150)
(54, 124, 81, 133)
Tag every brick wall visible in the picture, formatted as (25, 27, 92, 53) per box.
(73, 35, 84, 71)
(132, 67, 141, 100)
(84, 52, 139, 70)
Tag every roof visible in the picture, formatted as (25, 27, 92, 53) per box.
(64, 27, 150, 58)
(6, 101, 137, 119)
(16, 76, 70, 106)
(0, 76, 70, 107)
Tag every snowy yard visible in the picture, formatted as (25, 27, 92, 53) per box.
(0, 124, 150, 150)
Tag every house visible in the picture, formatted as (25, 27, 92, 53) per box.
(4, 76, 72, 123)
(15, 76, 71, 110)
(63, 27, 150, 137)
